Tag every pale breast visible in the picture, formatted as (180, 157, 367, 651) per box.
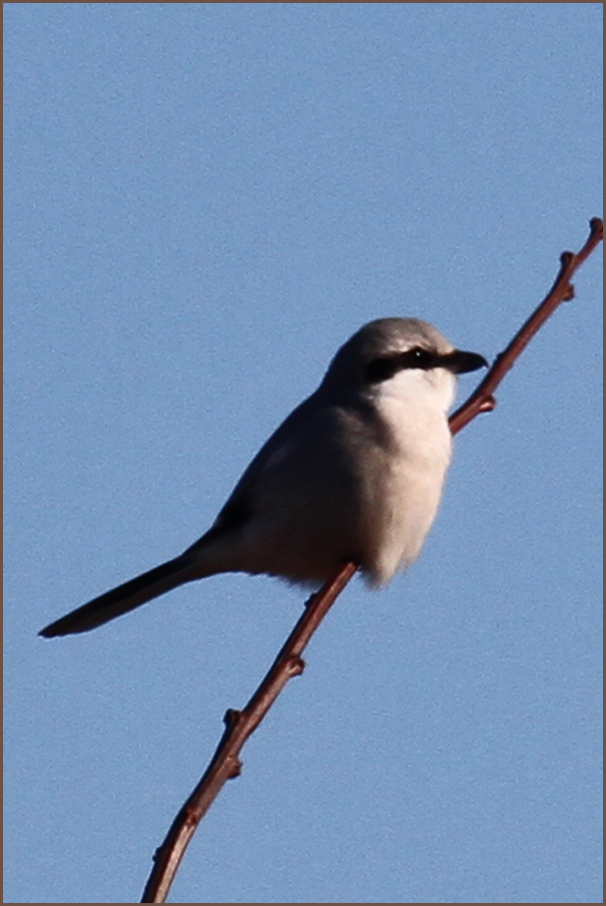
(358, 386, 453, 585)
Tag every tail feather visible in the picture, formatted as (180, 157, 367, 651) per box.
(39, 555, 195, 638)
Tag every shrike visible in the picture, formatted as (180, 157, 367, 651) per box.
(40, 318, 487, 639)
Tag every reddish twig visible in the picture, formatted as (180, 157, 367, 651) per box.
(141, 218, 602, 903)
(141, 562, 357, 903)
(449, 217, 603, 435)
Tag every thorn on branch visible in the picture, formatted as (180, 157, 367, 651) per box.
(224, 708, 243, 729)
(479, 396, 496, 413)
(287, 656, 305, 677)
(184, 806, 199, 828)
(227, 758, 243, 779)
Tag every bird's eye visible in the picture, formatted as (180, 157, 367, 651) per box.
(408, 347, 434, 369)
(365, 348, 436, 383)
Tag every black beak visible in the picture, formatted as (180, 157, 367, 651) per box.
(441, 350, 489, 374)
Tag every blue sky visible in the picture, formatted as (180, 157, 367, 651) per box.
(4, 4, 602, 903)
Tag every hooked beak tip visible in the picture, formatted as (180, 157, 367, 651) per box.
(449, 351, 489, 374)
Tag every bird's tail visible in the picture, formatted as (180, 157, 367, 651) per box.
(39, 555, 197, 637)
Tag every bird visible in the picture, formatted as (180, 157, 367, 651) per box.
(39, 318, 487, 639)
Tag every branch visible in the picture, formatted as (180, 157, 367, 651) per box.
(141, 562, 357, 903)
(449, 216, 603, 435)
(141, 218, 602, 903)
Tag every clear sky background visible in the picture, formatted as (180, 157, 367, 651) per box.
(4, 4, 603, 904)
